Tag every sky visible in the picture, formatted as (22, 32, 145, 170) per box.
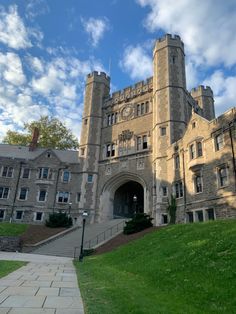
(0, 0, 236, 141)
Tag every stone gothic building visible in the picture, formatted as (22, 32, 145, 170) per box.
(0, 34, 235, 225)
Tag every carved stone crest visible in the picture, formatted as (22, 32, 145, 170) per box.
(118, 129, 133, 142)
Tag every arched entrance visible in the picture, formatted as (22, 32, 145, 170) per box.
(113, 181, 144, 218)
(99, 172, 150, 222)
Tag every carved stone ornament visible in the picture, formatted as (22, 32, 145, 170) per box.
(121, 104, 133, 119)
(118, 129, 134, 142)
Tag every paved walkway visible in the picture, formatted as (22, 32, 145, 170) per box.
(32, 218, 125, 257)
(0, 252, 84, 314)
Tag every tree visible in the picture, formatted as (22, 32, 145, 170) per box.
(167, 195, 177, 224)
(3, 116, 79, 150)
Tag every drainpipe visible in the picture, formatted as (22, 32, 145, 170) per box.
(181, 149, 187, 213)
(229, 121, 236, 191)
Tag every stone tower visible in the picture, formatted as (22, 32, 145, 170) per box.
(191, 85, 215, 121)
(79, 71, 110, 222)
(152, 34, 188, 223)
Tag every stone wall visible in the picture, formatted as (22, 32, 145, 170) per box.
(0, 236, 22, 252)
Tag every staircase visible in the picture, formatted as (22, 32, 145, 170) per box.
(31, 219, 126, 258)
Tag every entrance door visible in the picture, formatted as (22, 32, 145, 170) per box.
(113, 181, 144, 218)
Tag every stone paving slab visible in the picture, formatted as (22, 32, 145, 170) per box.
(8, 309, 55, 314)
(0, 296, 46, 308)
(59, 288, 81, 297)
(36, 288, 59, 296)
(0, 252, 84, 313)
(44, 296, 83, 309)
(21, 281, 52, 287)
(0, 287, 38, 296)
(56, 309, 84, 314)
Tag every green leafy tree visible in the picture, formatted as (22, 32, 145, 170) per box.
(3, 116, 79, 150)
(167, 195, 177, 224)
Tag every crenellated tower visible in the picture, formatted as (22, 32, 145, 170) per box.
(191, 85, 215, 121)
(152, 34, 188, 223)
(79, 71, 110, 222)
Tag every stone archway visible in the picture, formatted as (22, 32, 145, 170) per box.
(113, 181, 144, 218)
(98, 172, 149, 222)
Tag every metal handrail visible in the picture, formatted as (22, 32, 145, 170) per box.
(84, 220, 126, 249)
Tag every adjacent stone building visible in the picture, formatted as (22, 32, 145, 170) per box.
(0, 34, 235, 225)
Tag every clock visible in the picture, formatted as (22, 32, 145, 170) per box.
(121, 105, 133, 119)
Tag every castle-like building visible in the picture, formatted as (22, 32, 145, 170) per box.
(0, 34, 235, 225)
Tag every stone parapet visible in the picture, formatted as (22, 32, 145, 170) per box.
(0, 236, 22, 252)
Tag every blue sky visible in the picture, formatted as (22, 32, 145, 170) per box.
(0, 0, 236, 141)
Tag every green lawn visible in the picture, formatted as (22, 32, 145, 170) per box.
(75, 219, 236, 314)
(0, 223, 28, 236)
(0, 261, 26, 278)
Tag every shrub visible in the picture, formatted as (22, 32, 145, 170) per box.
(46, 212, 72, 228)
(167, 195, 177, 224)
(123, 213, 153, 235)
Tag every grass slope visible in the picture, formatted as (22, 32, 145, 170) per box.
(0, 261, 26, 278)
(75, 220, 236, 314)
(0, 223, 28, 236)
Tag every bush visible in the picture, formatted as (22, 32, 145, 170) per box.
(46, 212, 72, 228)
(123, 213, 153, 235)
(167, 195, 177, 224)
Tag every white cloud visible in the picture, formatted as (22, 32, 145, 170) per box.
(27, 56, 44, 73)
(25, 0, 50, 21)
(0, 5, 32, 49)
(137, 0, 236, 67)
(119, 45, 152, 80)
(0, 52, 26, 86)
(81, 17, 109, 47)
(203, 71, 236, 115)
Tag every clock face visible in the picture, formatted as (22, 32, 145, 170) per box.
(121, 105, 133, 119)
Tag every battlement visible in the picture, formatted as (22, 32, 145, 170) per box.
(190, 85, 213, 97)
(107, 77, 153, 105)
(154, 33, 184, 51)
(86, 71, 110, 83)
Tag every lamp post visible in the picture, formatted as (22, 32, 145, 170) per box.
(133, 195, 137, 215)
(79, 210, 88, 262)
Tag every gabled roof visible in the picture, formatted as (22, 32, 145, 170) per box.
(0, 144, 80, 164)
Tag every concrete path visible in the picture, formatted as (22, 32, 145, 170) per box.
(0, 252, 84, 314)
(32, 218, 125, 257)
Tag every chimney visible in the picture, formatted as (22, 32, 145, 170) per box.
(29, 127, 39, 151)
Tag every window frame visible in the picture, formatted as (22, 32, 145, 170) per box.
(160, 127, 166, 136)
(1, 166, 13, 178)
(18, 187, 28, 201)
(197, 141, 203, 157)
(0, 187, 10, 199)
(87, 174, 93, 183)
(174, 181, 183, 199)
(215, 133, 224, 151)
(15, 210, 23, 220)
(21, 167, 30, 179)
(137, 136, 142, 151)
(162, 186, 168, 197)
(38, 167, 50, 179)
(189, 143, 196, 160)
(38, 189, 47, 202)
(142, 135, 148, 149)
(217, 165, 228, 188)
(194, 173, 203, 194)
(34, 211, 43, 222)
(62, 170, 70, 183)
(57, 191, 70, 203)
(0, 209, 5, 220)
